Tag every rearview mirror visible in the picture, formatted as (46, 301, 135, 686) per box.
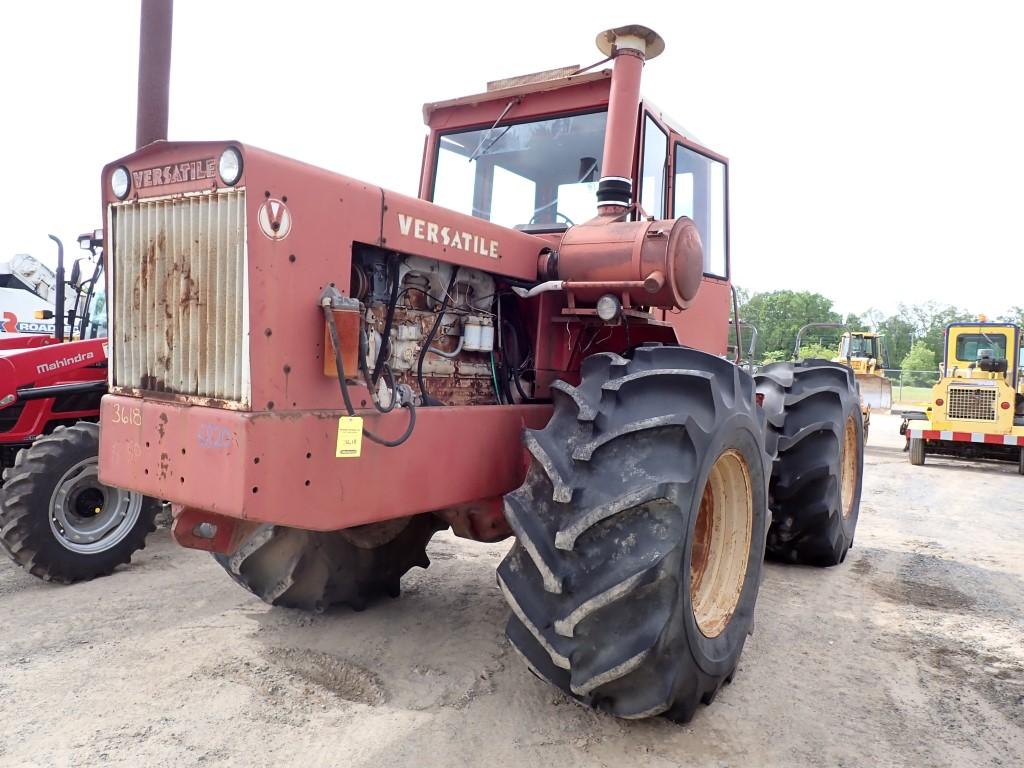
(69, 259, 83, 290)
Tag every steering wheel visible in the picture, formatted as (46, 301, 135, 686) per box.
(528, 210, 575, 227)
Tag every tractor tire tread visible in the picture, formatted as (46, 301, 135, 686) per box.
(213, 514, 445, 612)
(755, 360, 864, 566)
(499, 345, 769, 722)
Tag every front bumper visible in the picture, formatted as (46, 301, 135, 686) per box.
(906, 427, 1024, 446)
(99, 394, 551, 531)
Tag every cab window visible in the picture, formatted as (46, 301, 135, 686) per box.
(955, 332, 1008, 361)
(639, 115, 667, 219)
(674, 144, 727, 277)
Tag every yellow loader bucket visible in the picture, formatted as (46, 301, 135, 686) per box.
(856, 374, 892, 410)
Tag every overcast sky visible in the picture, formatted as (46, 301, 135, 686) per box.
(3, 0, 1022, 319)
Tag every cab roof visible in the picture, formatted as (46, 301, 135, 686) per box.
(422, 68, 703, 143)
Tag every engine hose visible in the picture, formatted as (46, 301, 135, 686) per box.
(416, 266, 460, 406)
(370, 258, 400, 385)
(322, 302, 416, 447)
(358, 327, 397, 414)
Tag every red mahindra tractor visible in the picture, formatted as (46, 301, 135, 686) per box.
(98, 12, 863, 722)
(0, 233, 160, 582)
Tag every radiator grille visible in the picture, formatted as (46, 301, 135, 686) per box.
(947, 385, 997, 421)
(110, 189, 249, 405)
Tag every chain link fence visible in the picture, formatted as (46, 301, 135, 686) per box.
(880, 369, 940, 405)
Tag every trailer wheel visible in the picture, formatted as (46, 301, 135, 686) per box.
(910, 437, 926, 466)
(755, 360, 864, 566)
(498, 346, 769, 722)
(213, 514, 445, 611)
(0, 423, 159, 583)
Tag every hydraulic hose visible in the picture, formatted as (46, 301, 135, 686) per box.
(322, 301, 415, 448)
(358, 327, 397, 414)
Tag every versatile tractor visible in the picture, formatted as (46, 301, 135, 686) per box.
(903, 321, 1024, 472)
(0, 233, 160, 582)
(97, 18, 864, 721)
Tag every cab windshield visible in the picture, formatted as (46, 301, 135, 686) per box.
(840, 336, 875, 358)
(955, 332, 1008, 361)
(432, 111, 607, 229)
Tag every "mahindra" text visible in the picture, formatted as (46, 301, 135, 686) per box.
(37, 351, 95, 375)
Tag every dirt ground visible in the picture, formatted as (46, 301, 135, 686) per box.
(1, 412, 1022, 767)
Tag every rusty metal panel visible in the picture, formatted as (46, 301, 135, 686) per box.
(109, 189, 249, 406)
(98, 395, 552, 531)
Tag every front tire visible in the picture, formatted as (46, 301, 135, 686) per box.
(498, 346, 770, 722)
(910, 437, 926, 466)
(0, 422, 160, 583)
(755, 360, 864, 566)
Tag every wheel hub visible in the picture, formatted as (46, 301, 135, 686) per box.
(690, 449, 753, 638)
(50, 458, 144, 554)
(841, 415, 858, 519)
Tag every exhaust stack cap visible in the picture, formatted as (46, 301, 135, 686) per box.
(595, 24, 665, 60)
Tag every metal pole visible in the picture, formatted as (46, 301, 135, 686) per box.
(48, 235, 65, 343)
(136, 0, 173, 149)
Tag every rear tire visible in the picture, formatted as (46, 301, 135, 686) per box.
(213, 514, 445, 611)
(910, 437, 926, 466)
(1017, 447, 1023, 475)
(755, 360, 864, 567)
(498, 346, 770, 722)
(0, 423, 159, 583)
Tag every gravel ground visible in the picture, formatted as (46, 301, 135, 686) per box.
(1, 413, 1021, 767)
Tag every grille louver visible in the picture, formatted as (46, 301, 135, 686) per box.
(947, 385, 997, 422)
(109, 189, 249, 406)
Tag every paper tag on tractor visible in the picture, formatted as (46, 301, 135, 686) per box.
(336, 417, 363, 458)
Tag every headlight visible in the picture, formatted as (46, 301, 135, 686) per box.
(111, 167, 130, 199)
(218, 147, 243, 185)
(596, 294, 622, 322)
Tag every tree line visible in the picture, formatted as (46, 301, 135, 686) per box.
(733, 288, 1024, 380)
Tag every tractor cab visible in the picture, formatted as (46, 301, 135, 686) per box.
(66, 229, 109, 341)
(837, 332, 889, 373)
(943, 323, 1019, 383)
(419, 66, 733, 353)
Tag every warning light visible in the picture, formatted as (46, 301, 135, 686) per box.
(33, 309, 54, 320)
(977, 314, 987, 322)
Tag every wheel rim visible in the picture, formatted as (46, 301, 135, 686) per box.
(841, 415, 859, 518)
(690, 449, 753, 638)
(49, 457, 144, 554)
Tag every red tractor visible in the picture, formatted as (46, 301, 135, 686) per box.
(98, 18, 863, 721)
(0, 233, 160, 582)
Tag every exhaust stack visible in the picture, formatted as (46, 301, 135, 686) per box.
(136, 0, 174, 149)
(595, 24, 664, 214)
